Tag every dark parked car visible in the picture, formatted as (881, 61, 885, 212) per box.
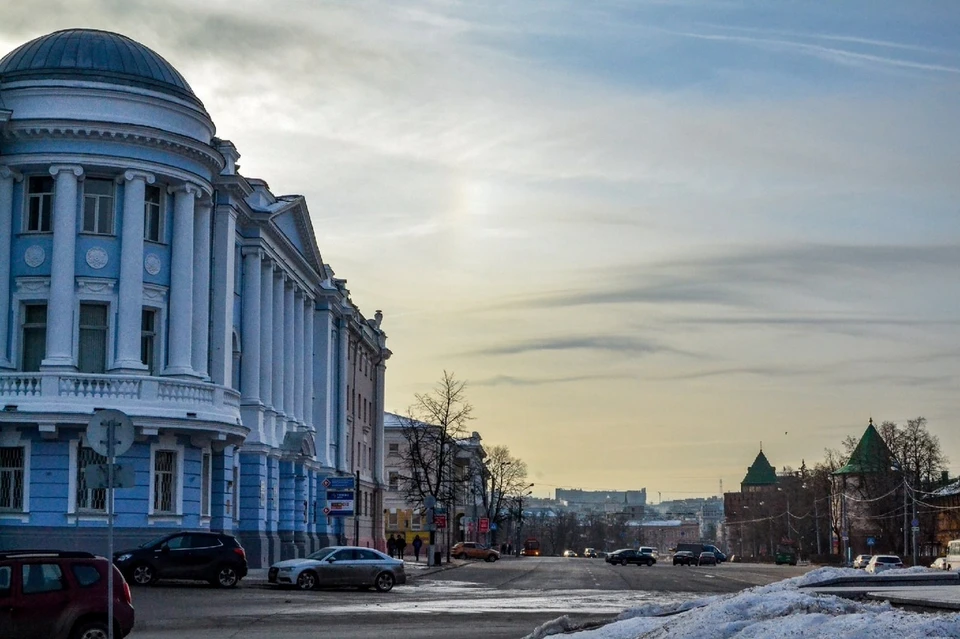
(114, 531, 248, 587)
(0, 549, 135, 639)
(605, 548, 656, 566)
(673, 551, 697, 566)
(697, 551, 718, 566)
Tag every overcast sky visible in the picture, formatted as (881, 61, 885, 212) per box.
(2, 1, 959, 500)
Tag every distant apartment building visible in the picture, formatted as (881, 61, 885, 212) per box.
(555, 488, 647, 515)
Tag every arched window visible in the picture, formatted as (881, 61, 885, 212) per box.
(231, 330, 241, 391)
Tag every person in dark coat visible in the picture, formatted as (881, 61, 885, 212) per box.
(412, 535, 424, 562)
(397, 536, 408, 559)
(387, 534, 397, 558)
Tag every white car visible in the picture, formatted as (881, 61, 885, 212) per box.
(865, 555, 904, 574)
(930, 557, 947, 570)
(852, 554, 872, 569)
(268, 546, 406, 592)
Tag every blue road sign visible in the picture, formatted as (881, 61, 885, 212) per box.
(867, 537, 875, 547)
(323, 476, 355, 490)
(326, 491, 354, 501)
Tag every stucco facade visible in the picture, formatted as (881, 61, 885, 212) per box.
(0, 29, 389, 567)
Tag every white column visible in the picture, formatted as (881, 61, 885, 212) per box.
(293, 290, 305, 423)
(272, 270, 286, 416)
(284, 282, 296, 422)
(240, 248, 262, 403)
(42, 164, 83, 369)
(337, 315, 350, 470)
(191, 198, 213, 378)
(113, 170, 154, 372)
(208, 204, 237, 386)
(0, 166, 22, 369)
(259, 259, 274, 409)
(165, 183, 200, 376)
(302, 300, 315, 430)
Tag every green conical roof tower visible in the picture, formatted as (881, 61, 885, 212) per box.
(833, 418, 894, 475)
(741, 449, 778, 487)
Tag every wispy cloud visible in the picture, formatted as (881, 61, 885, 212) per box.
(472, 373, 619, 387)
(468, 335, 687, 357)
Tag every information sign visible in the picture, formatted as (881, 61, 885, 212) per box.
(323, 476, 355, 490)
(479, 518, 490, 534)
(434, 514, 448, 529)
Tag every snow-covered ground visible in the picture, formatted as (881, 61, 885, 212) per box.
(524, 567, 960, 639)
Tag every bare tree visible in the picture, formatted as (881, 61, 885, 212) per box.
(878, 417, 949, 487)
(478, 445, 529, 533)
(396, 371, 474, 510)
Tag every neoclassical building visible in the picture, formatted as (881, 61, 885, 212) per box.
(0, 29, 389, 566)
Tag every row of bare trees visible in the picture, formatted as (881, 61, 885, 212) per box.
(392, 371, 531, 541)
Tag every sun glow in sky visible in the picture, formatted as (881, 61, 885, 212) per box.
(2, 0, 958, 499)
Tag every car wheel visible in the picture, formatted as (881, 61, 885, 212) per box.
(647, 560, 654, 566)
(457, 553, 468, 560)
(620, 559, 627, 566)
(375, 571, 395, 593)
(485, 554, 497, 562)
(215, 565, 240, 588)
(131, 563, 156, 586)
(70, 619, 109, 639)
(296, 570, 318, 590)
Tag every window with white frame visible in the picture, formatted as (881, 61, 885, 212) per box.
(387, 511, 398, 528)
(201, 451, 212, 517)
(411, 511, 423, 530)
(388, 471, 399, 490)
(153, 450, 178, 514)
(141, 308, 157, 374)
(21, 304, 47, 372)
(25, 176, 54, 233)
(78, 304, 108, 374)
(232, 463, 240, 521)
(144, 185, 163, 242)
(76, 444, 107, 512)
(82, 178, 115, 235)
(0, 447, 25, 512)
(388, 443, 399, 455)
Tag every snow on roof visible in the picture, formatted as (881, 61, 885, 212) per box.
(524, 567, 960, 639)
(931, 478, 960, 497)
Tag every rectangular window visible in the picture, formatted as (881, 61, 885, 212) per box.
(25, 176, 54, 233)
(0, 447, 25, 511)
(78, 304, 108, 374)
(232, 463, 240, 521)
(82, 178, 115, 234)
(411, 511, 423, 531)
(388, 511, 398, 528)
(201, 452, 211, 517)
(153, 450, 177, 513)
(21, 304, 47, 372)
(388, 443, 399, 455)
(76, 444, 107, 512)
(141, 309, 157, 374)
(388, 471, 399, 490)
(144, 185, 163, 242)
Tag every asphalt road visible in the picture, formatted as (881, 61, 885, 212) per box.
(130, 557, 812, 639)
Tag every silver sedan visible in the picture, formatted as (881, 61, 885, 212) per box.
(268, 546, 406, 592)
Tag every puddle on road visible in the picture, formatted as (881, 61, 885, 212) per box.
(308, 580, 702, 615)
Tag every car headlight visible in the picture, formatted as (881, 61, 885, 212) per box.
(278, 567, 292, 572)
(116, 554, 133, 562)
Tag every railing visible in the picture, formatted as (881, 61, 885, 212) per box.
(0, 372, 240, 424)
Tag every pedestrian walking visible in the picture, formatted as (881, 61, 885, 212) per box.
(398, 536, 408, 559)
(412, 535, 423, 562)
(387, 534, 397, 558)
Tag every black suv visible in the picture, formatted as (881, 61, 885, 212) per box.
(0, 550, 135, 639)
(605, 548, 657, 566)
(114, 531, 248, 587)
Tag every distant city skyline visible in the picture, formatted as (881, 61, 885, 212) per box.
(2, 1, 958, 499)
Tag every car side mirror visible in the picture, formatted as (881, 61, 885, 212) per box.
(326, 558, 336, 563)
(160, 545, 170, 553)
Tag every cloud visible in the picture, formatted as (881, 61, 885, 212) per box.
(469, 335, 687, 357)
(472, 373, 619, 387)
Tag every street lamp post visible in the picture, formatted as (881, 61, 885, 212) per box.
(514, 483, 534, 557)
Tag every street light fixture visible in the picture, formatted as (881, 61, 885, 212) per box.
(514, 483, 535, 557)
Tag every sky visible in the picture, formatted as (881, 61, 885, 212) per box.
(1, 1, 959, 500)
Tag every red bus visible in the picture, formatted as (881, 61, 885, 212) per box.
(522, 538, 541, 557)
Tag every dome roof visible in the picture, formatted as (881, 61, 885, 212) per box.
(0, 29, 201, 107)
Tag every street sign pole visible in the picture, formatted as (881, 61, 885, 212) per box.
(107, 418, 115, 639)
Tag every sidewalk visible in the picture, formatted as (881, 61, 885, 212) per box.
(804, 571, 960, 611)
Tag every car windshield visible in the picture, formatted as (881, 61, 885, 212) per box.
(307, 547, 337, 560)
(140, 535, 172, 549)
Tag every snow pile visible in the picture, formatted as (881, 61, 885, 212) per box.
(524, 567, 960, 639)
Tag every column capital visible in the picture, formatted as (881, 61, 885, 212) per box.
(0, 166, 22, 181)
(168, 182, 204, 198)
(119, 169, 156, 185)
(241, 245, 265, 258)
(49, 164, 84, 178)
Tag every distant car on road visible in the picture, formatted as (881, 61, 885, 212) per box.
(865, 555, 903, 574)
(0, 549, 135, 639)
(583, 548, 598, 558)
(269, 546, 406, 592)
(451, 542, 500, 562)
(562, 550, 578, 557)
(852, 554, 873, 569)
(605, 548, 656, 566)
(114, 531, 248, 587)
(697, 551, 718, 566)
(672, 551, 697, 566)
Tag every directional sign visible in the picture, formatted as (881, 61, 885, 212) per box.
(322, 477, 355, 490)
(912, 526, 920, 533)
(326, 491, 354, 501)
(912, 518, 920, 528)
(84, 463, 135, 490)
